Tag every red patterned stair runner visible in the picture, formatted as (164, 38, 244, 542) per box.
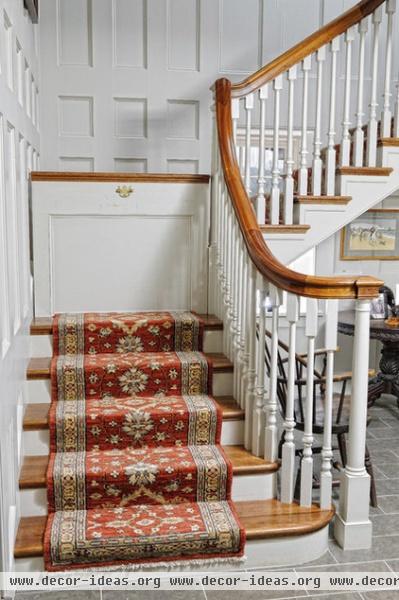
(44, 311, 245, 571)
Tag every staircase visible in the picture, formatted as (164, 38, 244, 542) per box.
(12, 0, 399, 571)
(230, 0, 399, 264)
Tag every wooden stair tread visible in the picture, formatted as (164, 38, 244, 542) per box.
(336, 166, 393, 176)
(19, 447, 278, 489)
(23, 396, 244, 431)
(27, 353, 233, 379)
(378, 138, 399, 147)
(14, 501, 334, 558)
(261, 224, 310, 234)
(295, 195, 351, 205)
(31, 314, 223, 335)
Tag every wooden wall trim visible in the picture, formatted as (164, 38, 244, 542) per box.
(230, 0, 385, 98)
(215, 78, 382, 299)
(31, 172, 210, 184)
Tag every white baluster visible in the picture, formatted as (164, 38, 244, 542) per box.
(367, 7, 383, 166)
(320, 299, 338, 510)
(264, 285, 282, 463)
(325, 37, 340, 195)
(234, 235, 244, 401)
(340, 27, 356, 166)
(300, 298, 318, 507)
(334, 299, 372, 550)
(253, 276, 267, 456)
(239, 249, 249, 408)
(381, 0, 396, 138)
(210, 112, 219, 316)
(224, 205, 233, 358)
(256, 85, 268, 223)
(271, 75, 283, 224)
(298, 55, 312, 195)
(244, 93, 254, 195)
(232, 98, 240, 147)
(281, 293, 299, 504)
(244, 261, 257, 451)
(395, 77, 399, 137)
(312, 48, 326, 196)
(353, 19, 368, 167)
(284, 66, 297, 224)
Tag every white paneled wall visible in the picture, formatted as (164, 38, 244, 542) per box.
(0, 0, 39, 572)
(38, 0, 356, 173)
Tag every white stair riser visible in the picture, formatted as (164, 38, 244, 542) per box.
(19, 471, 275, 517)
(14, 525, 329, 572)
(23, 418, 244, 456)
(30, 330, 224, 357)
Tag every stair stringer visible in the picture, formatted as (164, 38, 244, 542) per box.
(265, 147, 399, 264)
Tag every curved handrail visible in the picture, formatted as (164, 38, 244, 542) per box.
(215, 77, 383, 299)
(231, 0, 385, 98)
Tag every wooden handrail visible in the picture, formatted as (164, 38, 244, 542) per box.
(215, 78, 383, 299)
(231, 0, 385, 98)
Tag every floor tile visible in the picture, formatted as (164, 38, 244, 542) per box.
(378, 496, 399, 514)
(371, 514, 399, 537)
(329, 537, 399, 563)
(296, 560, 390, 573)
(374, 463, 399, 479)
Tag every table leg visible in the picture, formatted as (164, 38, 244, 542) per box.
(378, 341, 399, 407)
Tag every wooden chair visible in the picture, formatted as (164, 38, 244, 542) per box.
(263, 331, 378, 507)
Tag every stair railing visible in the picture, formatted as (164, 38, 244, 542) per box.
(210, 0, 390, 551)
(223, 0, 397, 226)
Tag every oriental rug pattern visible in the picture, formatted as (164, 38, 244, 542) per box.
(44, 311, 245, 571)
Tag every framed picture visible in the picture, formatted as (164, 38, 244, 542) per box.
(340, 209, 399, 261)
(24, 0, 38, 23)
(370, 293, 387, 319)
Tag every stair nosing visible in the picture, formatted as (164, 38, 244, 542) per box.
(31, 314, 223, 335)
(27, 352, 233, 380)
(14, 502, 335, 558)
(23, 396, 245, 432)
(19, 448, 279, 490)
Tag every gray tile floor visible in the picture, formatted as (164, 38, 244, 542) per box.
(14, 395, 399, 600)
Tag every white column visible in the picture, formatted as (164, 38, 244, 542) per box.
(353, 19, 368, 167)
(264, 285, 282, 463)
(298, 55, 312, 195)
(256, 85, 268, 223)
(395, 76, 399, 138)
(270, 75, 283, 224)
(334, 299, 372, 550)
(284, 66, 297, 224)
(325, 37, 340, 195)
(232, 98, 240, 147)
(244, 93, 254, 195)
(381, 0, 396, 138)
(253, 276, 267, 456)
(340, 27, 356, 166)
(300, 298, 318, 507)
(312, 47, 326, 196)
(367, 7, 383, 166)
(281, 293, 299, 504)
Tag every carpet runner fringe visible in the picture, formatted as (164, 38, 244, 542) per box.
(44, 311, 245, 571)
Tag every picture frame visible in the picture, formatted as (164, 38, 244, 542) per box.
(370, 292, 388, 320)
(24, 0, 38, 23)
(340, 209, 399, 261)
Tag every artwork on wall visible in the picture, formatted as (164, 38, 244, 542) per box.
(340, 209, 399, 261)
(24, 0, 38, 23)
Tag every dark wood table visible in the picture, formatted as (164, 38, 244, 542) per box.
(338, 310, 399, 407)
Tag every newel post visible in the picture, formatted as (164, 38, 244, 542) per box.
(334, 298, 372, 550)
